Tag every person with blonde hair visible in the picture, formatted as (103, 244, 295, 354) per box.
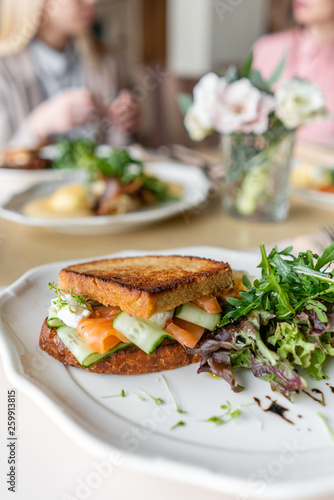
(253, 0, 334, 145)
(0, 0, 140, 148)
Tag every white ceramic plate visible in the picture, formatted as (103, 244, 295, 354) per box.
(1, 246, 334, 499)
(292, 187, 334, 211)
(0, 162, 211, 235)
(0, 145, 63, 204)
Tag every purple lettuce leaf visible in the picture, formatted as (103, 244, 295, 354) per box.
(188, 312, 306, 398)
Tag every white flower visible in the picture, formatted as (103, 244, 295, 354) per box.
(242, 93, 276, 135)
(184, 72, 220, 140)
(212, 78, 275, 135)
(184, 108, 210, 141)
(276, 79, 328, 129)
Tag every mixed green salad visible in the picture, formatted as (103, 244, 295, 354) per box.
(188, 243, 334, 398)
(51, 138, 177, 203)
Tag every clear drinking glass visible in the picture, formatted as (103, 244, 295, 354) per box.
(221, 131, 295, 222)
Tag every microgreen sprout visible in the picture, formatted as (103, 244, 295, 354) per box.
(202, 401, 252, 426)
(171, 421, 186, 431)
(318, 412, 334, 441)
(140, 389, 163, 405)
(129, 392, 146, 402)
(161, 374, 187, 414)
(102, 389, 126, 399)
(48, 282, 91, 313)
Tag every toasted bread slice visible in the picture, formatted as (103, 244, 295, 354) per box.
(39, 318, 202, 374)
(59, 255, 232, 318)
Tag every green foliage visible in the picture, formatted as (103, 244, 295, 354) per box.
(53, 138, 96, 170)
(171, 421, 186, 430)
(318, 412, 334, 441)
(267, 52, 287, 87)
(48, 282, 91, 313)
(240, 52, 254, 79)
(202, 401, 251, 426)
(249, 69, 272, 93)
(222, 243, 334, 325)
(219, 243, 334, 386)
(306, 349, 327, 380)
(177, 93, 193, 115)
(140, 389, 163, 405)
(161, 374, 187, 414)
(268, 322, 316, 367)
(51, 139, 177, 202)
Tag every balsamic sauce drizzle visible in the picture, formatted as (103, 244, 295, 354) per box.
(253, 397, 294, 424)
(302, 389, 325, 406)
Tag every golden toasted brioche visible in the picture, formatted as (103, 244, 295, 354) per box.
(39, 319, 201, 374)
(59, 255, 232, 318)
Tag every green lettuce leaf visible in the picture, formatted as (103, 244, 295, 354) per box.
(306, 348, 327, 380)
(268, 322, 316, 367)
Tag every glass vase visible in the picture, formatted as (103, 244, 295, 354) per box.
(221, 131, 295, 222)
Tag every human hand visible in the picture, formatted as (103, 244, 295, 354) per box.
(108, 90, 140, 134)
(28, 89, 97, 141)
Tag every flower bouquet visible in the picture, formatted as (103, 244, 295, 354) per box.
(183, 53, 328, 221)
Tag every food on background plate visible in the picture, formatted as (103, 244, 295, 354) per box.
(0, 149, 51, 170)
(291, 160, 334, 193)
(23, 141, 182, 218)
(23, 184, 93, 218)
(189, 243, 334, 399)
(40, 255, 233, 374)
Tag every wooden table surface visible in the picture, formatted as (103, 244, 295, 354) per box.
(0, 194, 333, 287)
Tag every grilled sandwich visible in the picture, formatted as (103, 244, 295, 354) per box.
(40, 255, 232, 374)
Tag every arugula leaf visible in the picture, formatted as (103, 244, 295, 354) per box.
(315, 243, 334, 271)
(222, 243, 334, 327)
(258, 243, 295, 319)
(242, 273, 252, 289)
(305, 300, 328, 323)
(292, 265, 334, 285)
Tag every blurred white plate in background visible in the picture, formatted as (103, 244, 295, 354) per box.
(291, 158, 334, 211)
(0, 162, 211, 235)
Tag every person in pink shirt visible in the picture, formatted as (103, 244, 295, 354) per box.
(253, 0, 334, 145)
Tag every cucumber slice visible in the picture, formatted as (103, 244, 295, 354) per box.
(47, 317, 65, 328)
(113, 311, 168, 355)
(47, 304, 65, 328)
(56, 325, 132, 368)
(175, 303, 221, 331)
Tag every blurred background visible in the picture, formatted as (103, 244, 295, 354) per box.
(94, 0, 293, 148)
